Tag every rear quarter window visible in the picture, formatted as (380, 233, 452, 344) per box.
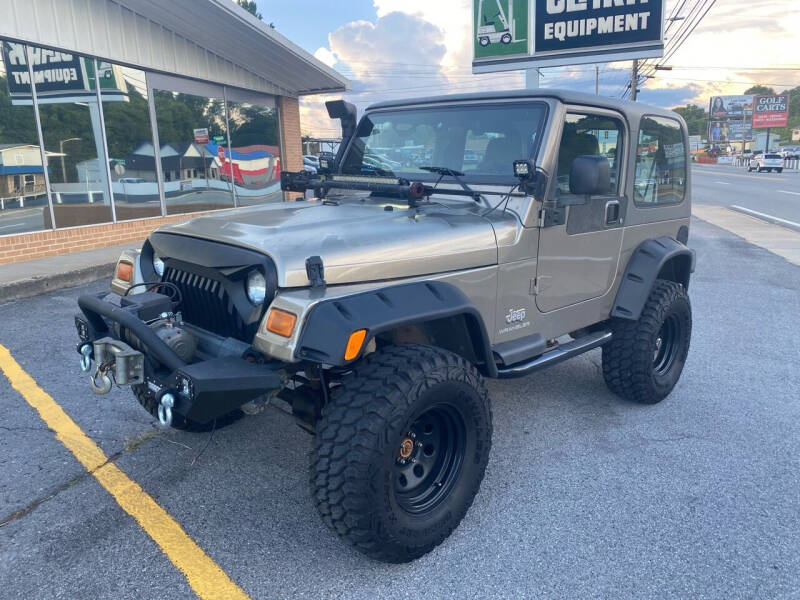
(634, 116, 687, 206)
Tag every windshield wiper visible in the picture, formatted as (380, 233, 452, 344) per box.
(419, 166, 485, 205)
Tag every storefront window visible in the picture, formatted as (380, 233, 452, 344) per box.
(226, 99, 282, 205)
(0, 41, 48, 235)
(20, 45, 112, 228)
(152, 80, 233, 214)
(100, 63, 160, 220)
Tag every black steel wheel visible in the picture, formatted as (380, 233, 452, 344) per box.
(393, 403, 467, 515)
(603, 279, 692, 404)
(311, 344, 492, 563)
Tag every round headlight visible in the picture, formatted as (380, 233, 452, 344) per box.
(153, 255, 165, 277)
(246, 271, 267, 304)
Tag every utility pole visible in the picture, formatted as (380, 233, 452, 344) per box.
(630, 59, 639, 101)
(595, 65, 599, 95)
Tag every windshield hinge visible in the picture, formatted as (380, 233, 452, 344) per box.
(538, 204, 565, 228)
(305, 256, 326, 288)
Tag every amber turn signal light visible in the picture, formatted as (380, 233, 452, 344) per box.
(116, 260, 133, 282)
(266, 309, 297, 338)
(344, 329, 368, 361)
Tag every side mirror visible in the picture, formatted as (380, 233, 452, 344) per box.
(569, 155, 610, 196)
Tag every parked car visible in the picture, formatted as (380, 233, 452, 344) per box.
(779, 147, 799, 160)
(302, 156, 318, 174)
(748, 153, 784, 173)
(303, 154, 320, 168)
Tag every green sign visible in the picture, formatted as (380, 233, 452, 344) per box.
(473, 0, 529, 60)
(213, 135, 226, 144)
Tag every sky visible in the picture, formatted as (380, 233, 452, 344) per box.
(252, 0, 800, 137)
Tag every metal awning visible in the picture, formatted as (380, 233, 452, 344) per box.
(0, 0, 348, 98)
(119, 0, 348, 95)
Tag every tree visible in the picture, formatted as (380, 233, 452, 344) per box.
(673, 104, 708, 137)
(236, 0, 262, 20)
(744, 85, 776, 96)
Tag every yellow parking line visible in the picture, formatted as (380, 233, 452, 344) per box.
(0, 344, 249, 600)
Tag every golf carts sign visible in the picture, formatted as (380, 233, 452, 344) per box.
(751, 94, 790, 129)
(473, 0, 664, 73)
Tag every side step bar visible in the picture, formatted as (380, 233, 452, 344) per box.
(496, 331, 612, 379)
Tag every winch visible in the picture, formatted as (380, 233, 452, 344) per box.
(150, 313, 197, 364)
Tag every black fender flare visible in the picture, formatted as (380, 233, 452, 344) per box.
(611, 237, 696, 321)
(294, 280, 497, 377)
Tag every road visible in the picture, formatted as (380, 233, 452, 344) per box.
(1, 172, 799, 599)
(692, 163, 800, 224)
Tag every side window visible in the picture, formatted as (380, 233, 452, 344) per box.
(555, 112, 623, 196)
(635, 116, 686, 205)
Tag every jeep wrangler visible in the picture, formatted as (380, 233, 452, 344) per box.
(75, 89, 694, 563)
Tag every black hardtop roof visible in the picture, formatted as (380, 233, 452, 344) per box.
(367, 88, 683, 124)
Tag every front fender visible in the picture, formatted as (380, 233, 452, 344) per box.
(294, 280, 497, 376)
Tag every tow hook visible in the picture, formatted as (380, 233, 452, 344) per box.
(79, 344, 93, 373)
(157, 392, 175, 428)
(90, 366, 113, 395)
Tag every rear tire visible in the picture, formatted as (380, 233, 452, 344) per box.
(777, 168, 783, 173)
(311, 344, 492, 563)
(602, 279, 691, 404)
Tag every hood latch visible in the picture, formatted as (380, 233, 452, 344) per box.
(305, 255, 326, 289)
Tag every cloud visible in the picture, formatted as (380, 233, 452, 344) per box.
(299, 0, 800, 136)
(313, 47, 338, 68)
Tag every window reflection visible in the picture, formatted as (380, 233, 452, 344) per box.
(0, 41, 48, 234)
(101, 64, 161, 220)
(23, 46, 115, 228)
(153, 89, 233, 214)
(226, 100, 282, 205)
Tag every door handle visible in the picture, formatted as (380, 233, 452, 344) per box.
(605, 200, 620, 225)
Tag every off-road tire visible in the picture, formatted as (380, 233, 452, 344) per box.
(132, 383, 242, 432)
(602, 279, 691, 404)
(311, 344, 492, 563)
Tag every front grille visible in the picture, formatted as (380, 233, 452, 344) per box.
(163, 267, 248, 340)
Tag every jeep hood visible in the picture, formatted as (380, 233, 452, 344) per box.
(156, 200, 500, 287)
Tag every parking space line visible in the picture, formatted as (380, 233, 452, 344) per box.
(714, 181, 731, 185)
(0, 344, 250, 600)
(778, 190, 800, 197)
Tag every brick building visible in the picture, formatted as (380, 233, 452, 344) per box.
(0, 0, 347, 265)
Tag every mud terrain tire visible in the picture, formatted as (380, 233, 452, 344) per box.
(311, 344, 492, 563)
(603, 279, 692, 404)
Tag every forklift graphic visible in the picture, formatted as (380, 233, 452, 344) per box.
(476, 0, 525, 47)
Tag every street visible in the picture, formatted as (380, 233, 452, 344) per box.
(692, 163, 800, 224)
(1, 168, 799, 599)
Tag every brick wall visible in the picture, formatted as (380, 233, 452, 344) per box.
(0, 210, 223, 265)
(279, 95, 303, 172)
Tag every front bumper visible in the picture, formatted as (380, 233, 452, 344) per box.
(76, 291, 284, 424)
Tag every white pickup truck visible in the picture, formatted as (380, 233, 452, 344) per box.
(748, 153, 784, 173)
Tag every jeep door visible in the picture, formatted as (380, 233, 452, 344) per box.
(535, 108, 627, 313)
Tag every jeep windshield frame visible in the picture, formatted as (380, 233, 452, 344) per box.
(339, 101, 549, 188)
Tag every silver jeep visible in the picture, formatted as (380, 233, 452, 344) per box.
(76, 89, 694, 563)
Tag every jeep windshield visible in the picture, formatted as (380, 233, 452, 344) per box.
(340, 102, 547, 186)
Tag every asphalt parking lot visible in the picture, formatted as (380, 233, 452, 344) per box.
(1, 171, 799, 599)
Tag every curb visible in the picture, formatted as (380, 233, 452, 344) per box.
(729, 205, 800, 234)
(0, 262, 115, 304)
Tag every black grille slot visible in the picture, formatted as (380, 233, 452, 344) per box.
(164, 267, 248, 340)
